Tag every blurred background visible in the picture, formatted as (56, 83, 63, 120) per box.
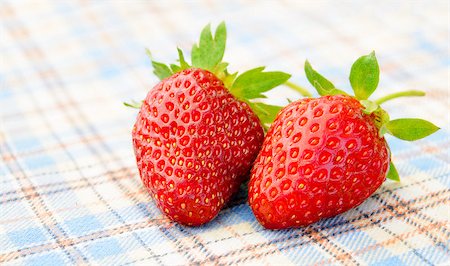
(1, 1, 449, 265)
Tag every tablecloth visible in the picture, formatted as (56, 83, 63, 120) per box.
(1, 0, 449, 265)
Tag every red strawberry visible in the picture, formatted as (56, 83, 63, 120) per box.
(249, 52, 439, 229)
(128, 23, 291, 226)
(249, 95, 389, 229)
(133, 68, 263, 225)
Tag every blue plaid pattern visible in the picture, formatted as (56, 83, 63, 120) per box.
(1, 0, 449, 265)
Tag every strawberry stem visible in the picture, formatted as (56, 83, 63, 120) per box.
(374, 90, 425, 105)
(284, 81, 313, 97)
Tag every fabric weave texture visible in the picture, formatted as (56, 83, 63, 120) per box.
(1, 1, 449, 265)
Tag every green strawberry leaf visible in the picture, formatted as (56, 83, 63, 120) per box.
(170, 64, 181, 73)
(214, 62, 229, 73)
(374, 108, 390, 136)
(222, 70, 238, 89)
(230, 67, 291, 100)
(153, 62, 172, 80)
(146, 49, 172, 80)
(139, 22, 292, 127)
(315, 82, 347, 96)
(386, 161, 400, 181)
(379, 125, 389, 137)
(349, 51, 380, 100)
(191, 22, 226, 71)
(304, 60, 335, 95)
(177, 47, 190, 69)
(385, 118, 440, 141)
(360, 100, 379, 114)
(213, 62, 231, 84)
(248, 102, 283, 128)
(123, 100, 143, 109)
(150, 47, 189, 76)
(152, 61, 172, 80)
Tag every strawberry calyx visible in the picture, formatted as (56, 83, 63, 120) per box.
(304, 51, 440, 181)
(127, 22, 299, 130)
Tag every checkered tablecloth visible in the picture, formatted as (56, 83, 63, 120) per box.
(1, 0, 449, 265)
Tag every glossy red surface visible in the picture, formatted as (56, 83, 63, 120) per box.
(133, 68, 264, 226)
(249, 95, 389, 229)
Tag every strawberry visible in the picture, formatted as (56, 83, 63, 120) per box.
(128, 23, 292, 226)
(248, 52, 439, 229)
